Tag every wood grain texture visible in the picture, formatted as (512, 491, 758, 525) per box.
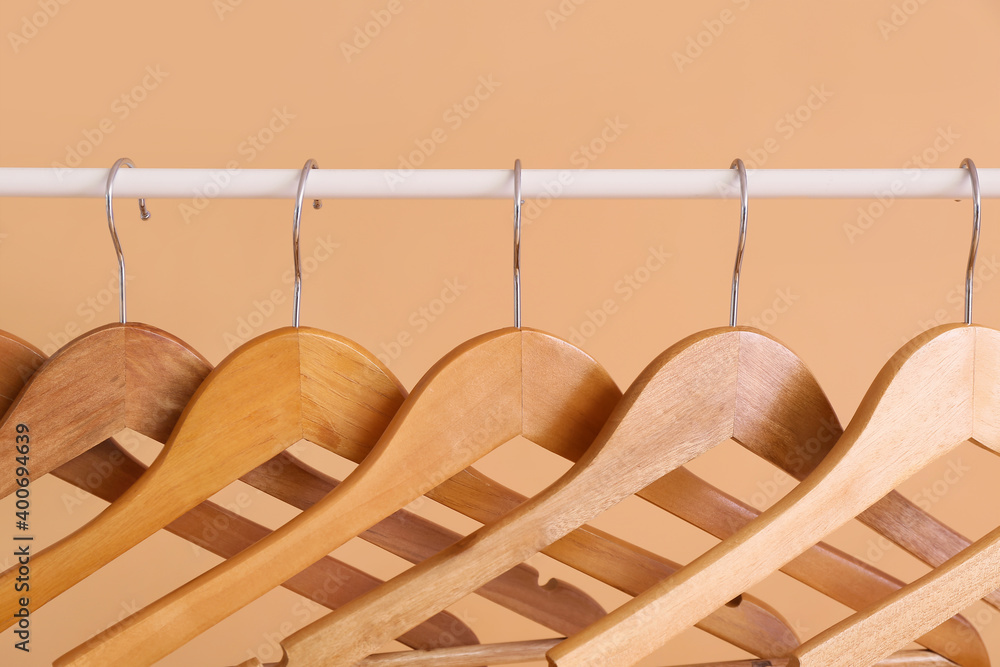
(1, 323, 600, 640)
(0, 331, 43, 403)
(791, 522, 1000, 666)
(33, 326, 401, 667)
(786, 326, 1000, 666)
(640, 468, 984, 662)
(275, 328, 872, 666)
(56, 328, 618, 666)
(547, 325, 983, 667)
(52, 440, 478, 651)
(0, 322, 210, 497)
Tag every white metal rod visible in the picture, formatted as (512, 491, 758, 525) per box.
(0, 168, 998, 199)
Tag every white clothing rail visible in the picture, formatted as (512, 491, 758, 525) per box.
(0, 168, 997, 199)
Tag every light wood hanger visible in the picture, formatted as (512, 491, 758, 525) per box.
(0, 160, 212, 496)
(54, 160, 809, 666)
(0, 322, 485, 650)
(0, 180, 609, 639)
(54, 324, 615, 667)
(546, 159, 997, 666)
(49, 162, 623, 666)
(2, 166, 793, 655)
(3, 321, 978, 659)
(267, 160, 988, 667)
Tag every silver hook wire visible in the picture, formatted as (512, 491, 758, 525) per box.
(960, 158, 981, 325)
(105, 158, 151, 324)
(513, 159, 522, 328)
(729, 158, 748, 327)
(292, 160, 323, 327)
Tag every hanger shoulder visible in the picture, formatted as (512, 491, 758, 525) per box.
(1, 325, 127, 492)
(547, 325, 980, 667)
(786, 326, 1000, 665)
(0, 323, 209, 494)
(0, 328, 304, 625)
(274, 330, 776, 665)
(123, 323, 211, 441)
(735, 327, 1000, 616)
(520, 327, 622, 451)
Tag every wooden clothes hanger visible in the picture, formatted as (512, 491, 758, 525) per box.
(266, 160, 988, 667)
(546, 159, 998, 666)
(0, 293, 482, 650)
(52, 161, 641, 666)
(0, 331, 478, 651)
(766, 160, 1000, 667)
(226, 163, 810, 659)
(0, 160, 211, 495)
(7, 162, 790, 656)
(0, 159, 217, 622)
(0, 164, 609, 639)
(92, 160, 976, 666)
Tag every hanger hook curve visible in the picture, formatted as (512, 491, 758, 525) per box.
(729, 158, 749, 327)
(960, 158, 981, 325)
(513, 159, 522, 329)
(106, 158, 151, 324)
(292, 159, 323, 328)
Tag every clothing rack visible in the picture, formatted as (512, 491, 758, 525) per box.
(0, 167, 998, 199)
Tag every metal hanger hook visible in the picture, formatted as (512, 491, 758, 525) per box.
(106, 158, 151, 324)
(513, 159, 522, 328)
(729, 158, 749, 327)
(960, 158, 981, 325)
(292, 159, 323, 327)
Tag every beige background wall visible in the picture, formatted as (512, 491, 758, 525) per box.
(2, 0, 1000, 664)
